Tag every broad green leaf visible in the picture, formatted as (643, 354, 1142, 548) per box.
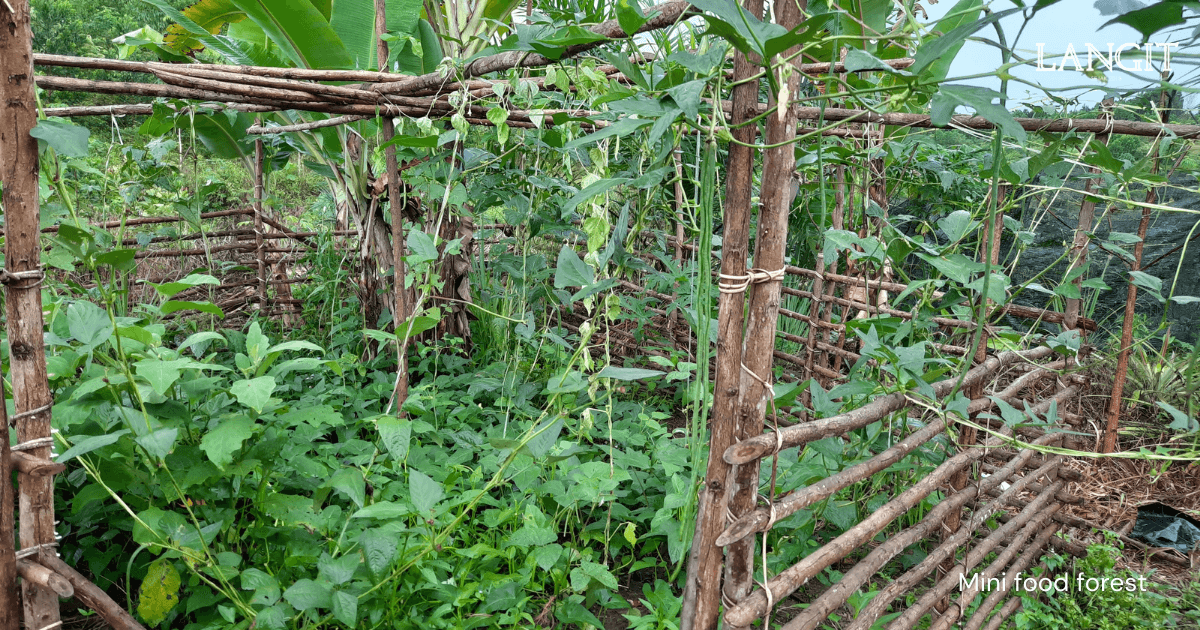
(377, 416, 412, 459)
(137, 559, 182, 625)
(318, 553, 360, 585)
(1103, 1, 1190, 38)
(359, 528, 398, 577)
(136, 427, 179, 460)
(200, 417, 256, 469)
(331, 590, 357, 626)
(56, 430, 130, 463)
(67, 300, 113, 347)
(266, 340, 324, 355)
(1129, 271, 1163, 297)
(931, 85, 1026, 142)
(30, 118, 90, 158)
(912, 7, 1017, 75)
(331, 0, 422, 70)
(564, 117, 653, 149)
(228, 0, 352, 69)
(95, 248, 136, 272)
(283, 579, 332, 611)
(533, 544, 563, 572)
(151, 273, 221, 299)
(409, 469, 443, 513)
(913, 0, 983, 83)
(937, 210, 976, 243)
(526, 416, 564, 459)
(616, 0, 649, 35)
(665, 79, 705, 119)
(554, 246, 594, 288)
(507, 524, 557, 548)
(327, 468, 366, 509)
(407, 230, 438, 263)
(230, 376, 276, 413)
(191, 112, 255, 162)
(688, 0, 787, 57)
(578, 560, 619, 590)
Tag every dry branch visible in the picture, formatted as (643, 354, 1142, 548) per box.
(15, 560, 72, 598)
(38, 553, 147, 630)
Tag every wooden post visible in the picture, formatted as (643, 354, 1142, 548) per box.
(679, 0, 764, 627)
(377, 0, 411, 412)
(1104, 80, 1172, 453)
(1, 1, 61, 627)
(0, 395, 18, 630)
(1064, 99, 1114, 330)
(724, 1, 805, 627)
(253, 119, 267, 308)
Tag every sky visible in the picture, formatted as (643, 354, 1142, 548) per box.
(923, 0, 1194, 108)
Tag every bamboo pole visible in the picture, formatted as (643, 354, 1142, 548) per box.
(679, 0, 764, 625)
(1, 2, 60, 627)
(1064, 99, 1113, 330)
(1104, 80, 1172, 453)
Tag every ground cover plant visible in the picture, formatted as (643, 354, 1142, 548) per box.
(5, 0, 1200, 628)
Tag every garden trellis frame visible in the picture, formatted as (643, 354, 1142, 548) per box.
(1, 0, 1195, 628)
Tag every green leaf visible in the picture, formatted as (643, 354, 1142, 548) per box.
(200, 417, 256, 469)
(1158, 401, 1198, 432)
(359, 528, 398, 577)
(507, 524, 558, 548)
(533, 544, 563, 572)
(665, 80, 705, 120)
(1129, 271, 1163, 297)
(351, 501, 410, 519)
(912, 7, 1016, 75)
(95, 248, 137, 272)
(595, 367, 665, 381)
(554, 246, 594, 288)
(409, 469, 443, 514)
(56, 430, 130, 463)
(578, 560, 619, 590)
(688, 0, 786, 57)
(136, 427, 179, 460)
(823, 500, 857, 531)
(1104, 1, 1190, 38)
(161, 300, 225, 317)
(377, 416, 412, 459)
(67, 300, 113, 347)
(331, 590, 357, 626)
(937, 210, 977, 243)
(30, 118, 90, 158)
(191, 112, 255, 162)
(283, 579, 332, 611)
(843, 48, 901, 74)
(931, 85, 1026, 142)
(137, 558, 182, 625)
(328, 468, 366, 509)
(564, 117, 652, 149)
(913, 0, 984, 82)
(616, 0, 650, 35)
(407, 230, 438, 263)
(526, 416, 564, 458)
(331, 0, 422, 70)
(318, 553, 360, 585)
(230, 376, 276, 413)
(228, 0, 352, 69)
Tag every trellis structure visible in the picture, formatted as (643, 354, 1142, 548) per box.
(1, 0, 1196, 629)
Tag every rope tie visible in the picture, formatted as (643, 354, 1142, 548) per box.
(10, 403, 53, 425)
(12, 436, 54, 452)
(719, 267, 785, 294)
(0, 267, 46, 290)
(15, 542, 58, 560)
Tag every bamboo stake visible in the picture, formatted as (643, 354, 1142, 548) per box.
(1, 2, 60, 627)
(1064, 99, 1114, 330)
(1104, 80, 1172, 453)
(679, 0, 764, 626)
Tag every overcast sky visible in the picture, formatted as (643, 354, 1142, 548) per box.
(924, 0, 1192, 107)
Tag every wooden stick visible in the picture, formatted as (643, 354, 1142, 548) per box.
(722, 427, 1015, 627)
(1, 2, 61, 627)
(723, 346, 1056, 465)
(248, 115, 370, 134)
(680, 0, 764, 625)
(38, 553, 147, 630)
(1064, 99, 1113, 330)
(15, 560, 73, 598)
(254, 121, 267, 310)
(1105, 82, 1172, 453)
(975, 590, 1024, 630)
(0, 386, 17, 630)
(9, 452, 65, 477)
